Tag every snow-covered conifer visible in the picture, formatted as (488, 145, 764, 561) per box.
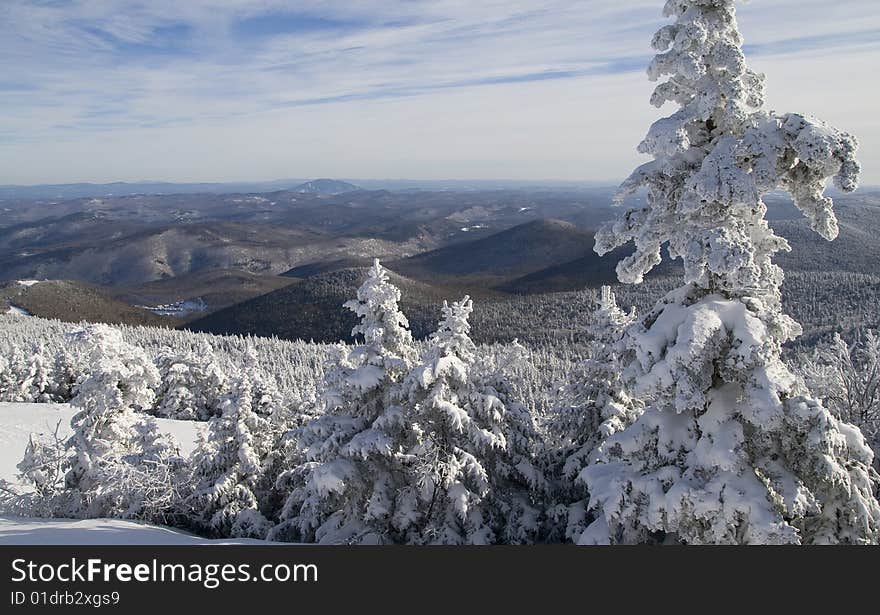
(187, 375, 273, 538)
(155, 340, 227, 420)
(1, 346, 28, 402)
(0, 354, 13, 401)
(396, 297, 547, 544)
(19, 344, 55, 403)
(242, 344, 285, 419)
(552, 287, 642, 541)
(273, 260, 418, 543)
(51, 344, 82, 402)
(583, 0, 880, 545)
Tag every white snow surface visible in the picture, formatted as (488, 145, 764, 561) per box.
(0, 516, 267, 545)
(16, 280, 41, 287)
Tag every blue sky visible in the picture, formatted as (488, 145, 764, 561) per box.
(1, 0, 879, 185)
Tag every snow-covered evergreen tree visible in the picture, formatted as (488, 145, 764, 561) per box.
(1, 345, 28, 402)
(552, 287, 642, 541)
(51, 344, 81, 403)
(0, 354, 13, 401)
(187, 375, 273, 539)
(396, 296, 547, 544)
(155, 340, 227, 421)
(18, 344, 54, 403)
(241, 343, 286, 419)
(583, 0, 880, 545)
(273, 260, 419, 543)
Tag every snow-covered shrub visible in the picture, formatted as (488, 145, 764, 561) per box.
(4, 423, 73, 517)
(582, 0, 880, 545)
(63, 324, 181, 518)
(273, 260, 419, 543)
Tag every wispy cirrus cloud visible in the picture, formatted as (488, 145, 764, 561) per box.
(1, 0, 879, 183)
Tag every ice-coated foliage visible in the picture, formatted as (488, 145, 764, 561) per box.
(798, 331, 880, 463)
(599, 1, 860, 293)
(583, 0, 879, 545)
(395, 297, 547, 544)
(9, 422, 73, 517)
(16, 344, 54, 403)
(187, 375, 273, 539)
(65, 326, 160, 492)
(343, 259, 420, 378)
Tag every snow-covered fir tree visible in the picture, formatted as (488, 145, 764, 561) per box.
(552, 287, 642, 541)
(187, 375, 273, 539)
(582, 0, 880, 545)
(242, 343, 286, 419)
(0, 345, 27, 402)
(396, 296, 547, 544)
(273, 260, 419, 543)
(18, 344, 55, 403)
(51, 344, 82, 403)
(155, 340, 227, 421)
(0, 354, 13, 401)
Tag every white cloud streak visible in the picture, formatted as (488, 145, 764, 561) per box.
(0, 0, 878, 184)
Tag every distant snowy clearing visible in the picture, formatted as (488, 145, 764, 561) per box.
(6, 305, 31, 317)
(0, 403, 259, 545)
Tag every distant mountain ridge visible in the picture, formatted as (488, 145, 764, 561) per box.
(292, 179, 361, 195)
(390, 219, 596, 287)
(0, 180, 309, 200)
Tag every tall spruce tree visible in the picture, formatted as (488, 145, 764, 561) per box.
(396, 297, 546, 544)
(554, 287, 641, 541)
(274, 260, 418, 543)
(582, 0, 879, 544)
(188, 375, 273, 539)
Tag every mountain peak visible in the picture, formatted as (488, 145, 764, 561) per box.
(292, 179, 360, 195)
